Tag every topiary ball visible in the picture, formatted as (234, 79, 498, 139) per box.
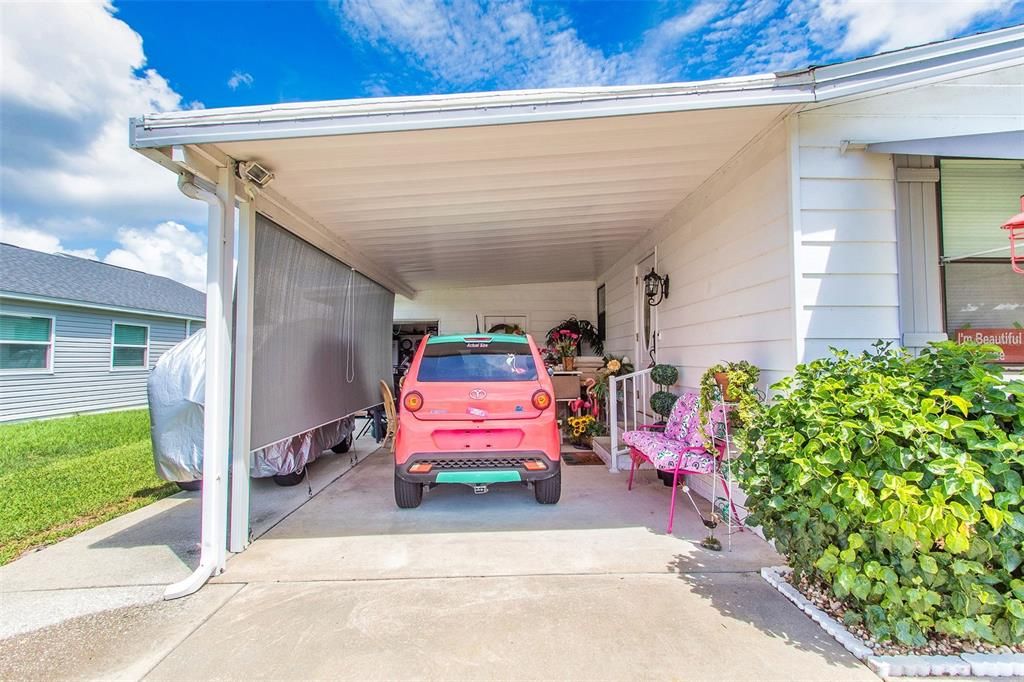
(650, 364, 679, 387)
(650, 390, 678, 418)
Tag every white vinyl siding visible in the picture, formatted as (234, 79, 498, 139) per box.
(0, 313, 54, 373)
(794, 64, 1024, 359)
(597, 120, 795, 389)
(0, 299, 192, 422)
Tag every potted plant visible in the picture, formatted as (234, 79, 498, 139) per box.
(563, 414, 606, 449)
(550, 329, 581, 370)
(698, 361, 761, 448)
(649, 363, 679, 420)
(546, 317, 603, 355)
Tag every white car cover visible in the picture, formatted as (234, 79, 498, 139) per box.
(148, 330, 355, 482)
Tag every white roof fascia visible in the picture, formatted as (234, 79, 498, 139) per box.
(131, 74, 812, 148)
(0, 291, 204, 322)
(866, 131, 1024, 159)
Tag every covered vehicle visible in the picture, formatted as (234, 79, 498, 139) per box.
(394, 333, 560, 507)
(148, 330, 355, 487)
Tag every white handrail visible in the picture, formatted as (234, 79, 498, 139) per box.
(607, 366, 653, 472)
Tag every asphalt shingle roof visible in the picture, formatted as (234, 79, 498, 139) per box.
(0, 243, 205, 318)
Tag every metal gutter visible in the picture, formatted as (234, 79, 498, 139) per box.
(131, 76, 810, 148)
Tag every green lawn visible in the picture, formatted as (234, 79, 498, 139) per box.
(0, 409, 178, 565)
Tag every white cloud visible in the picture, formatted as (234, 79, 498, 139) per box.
(0, 0, 204, 241)
(0, 216, 98, 260)
(2, 215, 207, 291)
(332, 0, 723, 89)
(819, 0, 1012, 53)
(104, 222, 207, 291)
(227, 70, 254, 90)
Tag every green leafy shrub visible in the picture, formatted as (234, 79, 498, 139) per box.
(650, 390, 678, 418)
(651, 364, 679, 387)
(737, 341, 1024, 646)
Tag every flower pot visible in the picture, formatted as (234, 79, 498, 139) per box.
(562, 355, 576, 371)
(714, 372, 730, 399)
(570, 435, 592, 449)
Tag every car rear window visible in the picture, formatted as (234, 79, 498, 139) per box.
(416, 340, 539, 382)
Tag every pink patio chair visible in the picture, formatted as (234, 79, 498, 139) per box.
(622, 392, 737, 534)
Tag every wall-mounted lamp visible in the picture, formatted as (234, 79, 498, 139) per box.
(643, 267, 670, 306)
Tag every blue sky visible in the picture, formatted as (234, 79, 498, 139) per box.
(1, 0, 1022, 289)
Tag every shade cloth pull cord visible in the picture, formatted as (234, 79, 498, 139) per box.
(344, 268, 356, 384)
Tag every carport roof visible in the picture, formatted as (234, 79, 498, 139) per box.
(130, 25, 1024, 296)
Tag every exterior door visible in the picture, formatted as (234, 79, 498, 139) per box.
(635, 252, 657, 368)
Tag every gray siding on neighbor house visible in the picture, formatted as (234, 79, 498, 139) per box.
(0, 298, 194, 422)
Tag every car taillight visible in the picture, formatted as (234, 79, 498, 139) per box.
(531, 389, 552, 410)
(403, 391, 423, 412)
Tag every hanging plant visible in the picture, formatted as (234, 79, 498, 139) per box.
(487, 322, 525, 335)
(546, 317, 603, 355)
(698, 361, 761, 449)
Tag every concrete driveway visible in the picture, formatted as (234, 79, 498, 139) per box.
(1, 448, 877, 681)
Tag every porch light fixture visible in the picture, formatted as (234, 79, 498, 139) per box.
(643, 268, 670, 306)
(239, 161, 274, 187)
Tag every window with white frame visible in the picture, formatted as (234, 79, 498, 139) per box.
(111, 323, 149, 369)
(187, 320, 204, 336)
(0, 314, 54, 372)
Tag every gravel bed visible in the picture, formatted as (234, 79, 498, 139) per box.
(785, 571, 1024, 658)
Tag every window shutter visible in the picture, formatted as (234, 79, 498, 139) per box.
(113, 324, 147, 345)
(940, 159, 1024, 260)
(0, 315, 51, 342)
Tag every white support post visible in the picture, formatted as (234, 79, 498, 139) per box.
(165, 165, 236, 600)
(229, 194, 255, 553)
(608, 374, 619, 472)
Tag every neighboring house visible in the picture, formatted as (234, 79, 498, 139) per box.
(0, 243, 205, 422)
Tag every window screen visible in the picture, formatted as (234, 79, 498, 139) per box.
(112, 323, 148, 368)
(0, 314, 52, 370)
(251, 214, 395, 451)
(940, 159, 1024, 260)
(944, 263, 1024, 330)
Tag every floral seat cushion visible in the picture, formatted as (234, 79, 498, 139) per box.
(622, 430, 715, 474)
(621, 392, 715, 474)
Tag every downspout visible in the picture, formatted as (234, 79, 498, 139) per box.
(165, 170, 231, 600)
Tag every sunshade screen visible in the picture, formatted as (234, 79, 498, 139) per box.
(251, 214, 394, 450)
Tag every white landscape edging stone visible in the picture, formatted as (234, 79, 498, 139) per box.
(761, 566, 1024, 678)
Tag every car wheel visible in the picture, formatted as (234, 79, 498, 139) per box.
(176, 480, 202, 492)
(273, 467, 306, 487)
(534, 470, 561, 504)
(330, 433, 354, 454)
(394, 470, 423, 508)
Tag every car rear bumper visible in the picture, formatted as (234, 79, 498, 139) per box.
(396, 450, 560, 484)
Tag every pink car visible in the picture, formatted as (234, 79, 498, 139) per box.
(394, 333, 561, 508)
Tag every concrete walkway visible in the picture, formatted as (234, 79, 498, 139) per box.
(1, 448, 877, 681)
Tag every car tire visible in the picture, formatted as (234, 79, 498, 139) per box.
(330, 433, 354, 454)
(394, 471, 423, 509)
(534, 470, 561, 504)
(273, 467, 306, 487)
(176, 480, 202, 492)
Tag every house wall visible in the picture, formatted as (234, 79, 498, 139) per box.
(0, 298, 193, 422)
(394, 281, 598, 344)
(793, 63, 1024, 361)
(597, 119, 795, 391)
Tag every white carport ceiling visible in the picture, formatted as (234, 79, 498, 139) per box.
(216, 105, 787, 290)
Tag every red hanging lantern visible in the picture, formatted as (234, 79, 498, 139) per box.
(1003, 195, 1024, 275)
